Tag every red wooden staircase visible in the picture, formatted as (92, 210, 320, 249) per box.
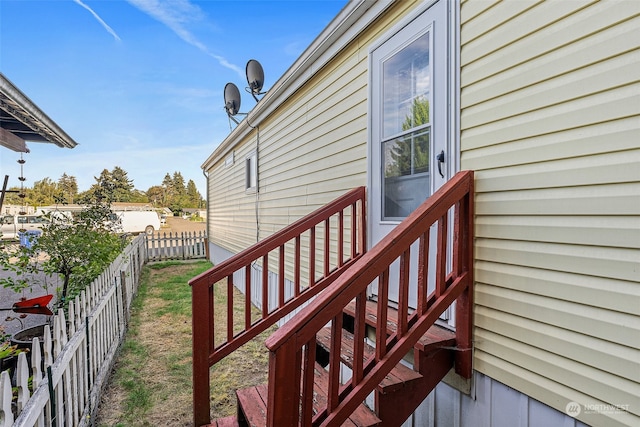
(190, 171, 474, 427)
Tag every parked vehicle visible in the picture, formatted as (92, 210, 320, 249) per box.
(110, 211, 160, 235)
(0, 214, 48, 240)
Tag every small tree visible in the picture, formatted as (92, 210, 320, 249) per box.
(0, 199, 126, 311)
(37, 202, 126, 307)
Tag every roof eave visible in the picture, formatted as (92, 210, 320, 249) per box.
(0, 73, 78, 151)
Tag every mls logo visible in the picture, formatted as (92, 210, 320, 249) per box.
(566, 401, 582, 417)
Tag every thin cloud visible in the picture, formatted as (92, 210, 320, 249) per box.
(126, 0, 243, 78)
(73, 0, 122, 41)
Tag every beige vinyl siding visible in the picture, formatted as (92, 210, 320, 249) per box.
(207, 138, 260, 254)
(460, 0, 640, 425)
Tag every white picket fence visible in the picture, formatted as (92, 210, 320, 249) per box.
(146, 230, 208, 262)
(0, 234, 146, 427)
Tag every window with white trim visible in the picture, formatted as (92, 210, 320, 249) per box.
(245, 151, 257, 191)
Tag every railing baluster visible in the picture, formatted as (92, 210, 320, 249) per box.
(327, 314, 342, 412)
(262, 254, 269, 318)
(359, 196, 366, 256)
(295, 236, 301, 297)
(351, 202, 357, 259)
(436, 214, 448, 297)
(245, 265, 252, 329)
(324, 218, 330, 277)
(338, 210, 344, 267)
(227, 275, 234, 342)
(352, 290, 366, 384)
(310, 226, 316, 287)
(417, 231, 429, 315)
(376, 268, 389, 361)
(398, 249, 410, 338)
(301, 338, 316, 426)
(208, 282, 215, 352)
(279, 245, 285, 308)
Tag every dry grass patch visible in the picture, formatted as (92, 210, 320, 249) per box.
(96, 261, 276, 427)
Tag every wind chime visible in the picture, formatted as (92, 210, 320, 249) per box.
(17, 152, 27, 215)
(0, 152, 27, 214)
(0, 151, 54, 319)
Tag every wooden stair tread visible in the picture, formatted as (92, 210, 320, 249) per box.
(236, 364, 381, 427)
(315, 327, 422, 394)
(203, 416, 240, 427)
(343, 300, 457, 353)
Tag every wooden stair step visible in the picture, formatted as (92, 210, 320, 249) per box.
(343, 300, 457, 353)
(203, 415, 240, 427)
(315, 327, 422, 394)
(236, 364, 381, 427)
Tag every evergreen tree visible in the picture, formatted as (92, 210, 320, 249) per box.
(80, 169, 116, 204)
(58, 173, 78, 204)
(172, 172, 187, 197)
(166, 172, 187, 213)
(111, 166, 134, 202)
(161, 173, 173, 206)
(186, 180, 203, 208)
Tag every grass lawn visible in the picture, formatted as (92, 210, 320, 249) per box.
(96, 260, 276, 427)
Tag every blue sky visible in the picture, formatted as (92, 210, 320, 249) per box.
(0, 0, 346, 195)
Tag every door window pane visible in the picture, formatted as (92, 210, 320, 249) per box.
(383, 129, 430, 219)
(382, 32, 430, 139)
(381, 30, 431, 220)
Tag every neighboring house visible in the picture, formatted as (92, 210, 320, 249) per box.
(200, 1, 638, 426)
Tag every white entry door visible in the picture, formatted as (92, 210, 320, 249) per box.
(368, 0, 455, 311)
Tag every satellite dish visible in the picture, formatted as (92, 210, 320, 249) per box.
(246, 59, 265, 101)
(224, 83, 241, 116)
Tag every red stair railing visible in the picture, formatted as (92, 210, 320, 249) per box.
(265, 170, 474, 427)
(190, 187, 367, 426)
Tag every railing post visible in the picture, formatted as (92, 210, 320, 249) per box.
(267, 343, 301, 426)
(192, 281, 212, 426)
(454, 173, 474, 378)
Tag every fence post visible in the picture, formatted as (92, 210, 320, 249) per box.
(120, 271, 129, 320)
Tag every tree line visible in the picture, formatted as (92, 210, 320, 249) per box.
(2, 166, 205, 213)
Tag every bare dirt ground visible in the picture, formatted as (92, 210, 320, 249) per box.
(160, 216, 206, 234)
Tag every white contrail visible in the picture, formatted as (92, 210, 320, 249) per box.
(73, 0, 122, 41)
(126, 0, 243, 78)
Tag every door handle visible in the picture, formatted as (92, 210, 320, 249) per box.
(436, 150, 445, 178)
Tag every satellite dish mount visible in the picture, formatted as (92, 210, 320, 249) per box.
(222, 59, 267, 128)
(224, 82, 246, 126)
(246, 59, 265, 102)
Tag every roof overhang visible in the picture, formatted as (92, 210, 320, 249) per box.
(0, 72, 78, 152)
(201, 0, 394, 171)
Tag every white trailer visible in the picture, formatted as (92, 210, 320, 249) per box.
(112, 211, 160, 235)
